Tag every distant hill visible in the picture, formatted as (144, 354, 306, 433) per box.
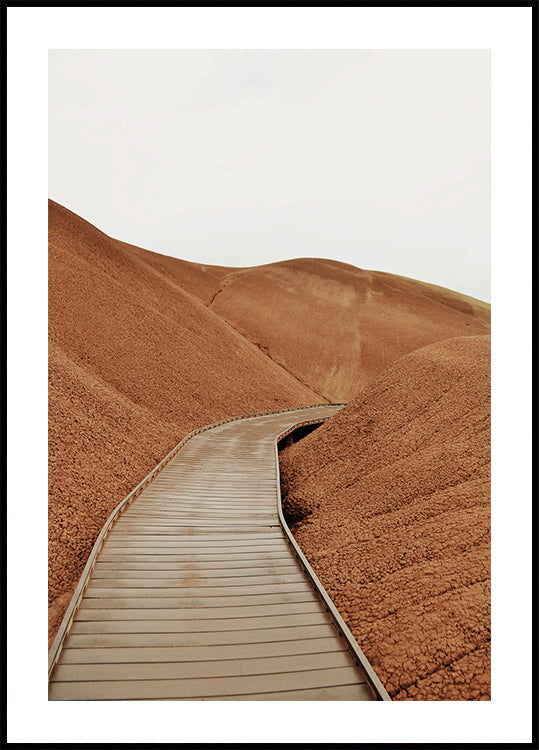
(209, 257, 489, 400)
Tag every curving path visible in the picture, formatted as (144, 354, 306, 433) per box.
(49, 405, 390, 701)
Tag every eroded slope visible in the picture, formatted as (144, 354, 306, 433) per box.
(279, 336, 491, 700)
(210, 259, 490, 400)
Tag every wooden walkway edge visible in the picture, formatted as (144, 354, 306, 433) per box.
(49, 404, 391, 701)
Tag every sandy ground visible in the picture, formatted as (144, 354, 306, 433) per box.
(279, 336, 491, 700)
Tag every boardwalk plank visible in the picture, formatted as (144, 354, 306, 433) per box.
(49, 665, 365, 700)
(64, 623, 337, 648)
(53, 651, 357, 683)
(69, 611, 332, 634)
(75, 600, 326, 621)
(79, 591, 318, 609)
(90, 565, 301, 579)
(187, 684, 375, 701)
(84, 581, 313, 598)
(58, 637, 345, 664)
(87, 574, 305, 587)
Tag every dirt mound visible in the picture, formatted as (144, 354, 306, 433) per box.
(210, 258, 490, 400)
(279, 335, 491, 700)
(48, 200, 320, 644)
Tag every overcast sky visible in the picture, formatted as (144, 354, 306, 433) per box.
(49, 49, 490, 301)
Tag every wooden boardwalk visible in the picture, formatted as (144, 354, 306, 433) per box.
(49, 405, 390, 701)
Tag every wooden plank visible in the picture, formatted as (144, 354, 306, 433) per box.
(99, 548, 291, 558)
(114, 508, 277, 515)
(58, 637, 346, 664)
(109, 521, 279, 532)
(134, 493, 276, 499)
(48, 666, 367, 700)
(86, 573, 305, 588)
(120, 511, 277, 516)
(97, 551, 295, 563)
(114, 516, 278, 528)
(92, 561, 301, 582)
(138, 488, 276, 492)
(134, 497, 276, 504)
(109, 527, 281, 535)
(138, 486, 277, 491)
(86, 576, 306, 588)
(185, 684, 375, 701)
(78, 591, 318, 609)
(84, 582, 312, 598)
(151, 481, 277, 486)
(90, 564, 300, 577)
(61, 623, 337, 648)
(140, 493, 277, 498)
(143, 481, 278, 486)
(109, 520, 280, 529)
(122, 513, 277, 522)
(138, 498, 276, 503)
(69, 611, 332, 634)
(119, 515, 277, 523)
(108, 530, 282, 539)
(110, 527, 281, 534)
(53, 651, 356, 683)
(160, 489, 278, 493)
(140, 484, 277, 490)
(75, 600, 325, 621)
(117, 505, 279, 512)
(99, 547, 290, 558)
(102, 539, 290, 549)
(95, 559, 297, 570)
(127, 506, 275, 513)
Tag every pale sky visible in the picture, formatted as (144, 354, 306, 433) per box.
(49, 49, 490, 301)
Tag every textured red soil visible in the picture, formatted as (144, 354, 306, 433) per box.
(279, 336, 491, 700)
(210, 258, 490, 400)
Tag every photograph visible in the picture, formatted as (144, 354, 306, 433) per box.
(47, 47, 491, 703)
(4, 4, 534, 746)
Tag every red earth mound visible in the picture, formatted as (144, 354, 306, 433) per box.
(48, 200, 320, 644)
(210, 258, 490, 400)
(279, 336, 491, 700)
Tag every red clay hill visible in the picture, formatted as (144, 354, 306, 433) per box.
(48, 200, 490, 700)
(279, 336, 491, 700)
(209, 259, 490, 400)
